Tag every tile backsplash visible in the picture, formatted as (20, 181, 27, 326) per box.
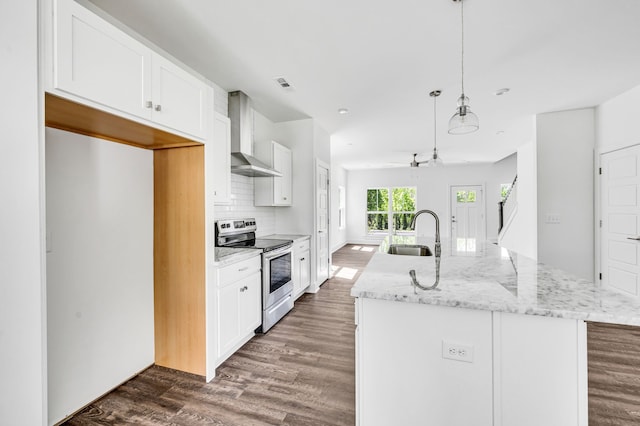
(213, 174, 276, 236)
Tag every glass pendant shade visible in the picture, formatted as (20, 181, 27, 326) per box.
(426, 148, 443, 167)
(448, 94, 479, 135)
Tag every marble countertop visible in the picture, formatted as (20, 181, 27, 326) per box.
(350, 236, 640, 326)
(213, 246, 261, 267)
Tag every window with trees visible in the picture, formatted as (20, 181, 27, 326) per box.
(367, 187, 416, 235)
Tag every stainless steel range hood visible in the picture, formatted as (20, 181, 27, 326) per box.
(228, 91, 282, 178)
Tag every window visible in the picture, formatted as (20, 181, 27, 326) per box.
(456, 190, 477, 203)
(338, 186, 346, 230)
(500, 183, 511, 201)
(367, 187, 416, 235)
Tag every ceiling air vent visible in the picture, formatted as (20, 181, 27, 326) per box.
(274, 76, 294, 90)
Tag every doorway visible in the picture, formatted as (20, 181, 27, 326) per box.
(450, 185, 486, 251)
(600, 144, 640, 297)
(316, 160, 330, 286)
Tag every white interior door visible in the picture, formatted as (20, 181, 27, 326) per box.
(450, 185, 485, 251)
(316, 162, 330, 285)
(601, 145, 640, 298)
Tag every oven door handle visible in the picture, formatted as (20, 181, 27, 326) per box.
(263, 245, 293, 260)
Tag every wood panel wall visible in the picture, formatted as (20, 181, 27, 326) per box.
(588, 321, 640, 424)
(154, 146, 206, 376)
(45, 93, 201, 150)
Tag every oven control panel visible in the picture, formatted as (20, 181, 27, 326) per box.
(216, 218, 257, 236)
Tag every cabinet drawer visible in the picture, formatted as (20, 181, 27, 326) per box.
(295, 238, 310, 252)
(217, 255, 261, 288)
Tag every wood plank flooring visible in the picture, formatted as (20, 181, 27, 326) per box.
(588, 321, 640, 425)
(62, 244, 378, 426)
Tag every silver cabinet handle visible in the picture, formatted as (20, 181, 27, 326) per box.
(239, 285, 249, 292)
(627, 237, 640, 241)
(155, 104, 162, 112)
(238, 266, 249, 272)
(300, 257, 305, 261)
(145, 101, 153, 108)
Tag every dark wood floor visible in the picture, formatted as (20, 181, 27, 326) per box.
(63, 244, 378, 426)
(588, 321, 640, 425)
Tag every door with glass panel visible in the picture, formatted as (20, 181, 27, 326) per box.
(450, 185, 485, 251)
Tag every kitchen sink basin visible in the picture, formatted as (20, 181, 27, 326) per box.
(387, 244, 433, 256)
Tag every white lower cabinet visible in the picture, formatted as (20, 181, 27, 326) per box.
(216, 256, 261, 367)
(356, 298, 493, 426)
(292, 237, 311, 299)
(355, 298, 588, 426)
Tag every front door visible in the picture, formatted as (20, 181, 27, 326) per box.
(601, 145, 640, 298)
(316, 162, 330, 285)
(450, 185, 485, 251)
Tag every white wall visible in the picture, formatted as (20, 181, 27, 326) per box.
(346, 161, 516, 245)
(45, 129, 154, 424)
(500, 141, 538, 260)
(0, 1, 46, 424)
(536, 109, 595, 280)
(596, 85, 640, 154)
(273, 118, 332, 289)
(273, 119, 315, 235)
(331, 165, 348, 252)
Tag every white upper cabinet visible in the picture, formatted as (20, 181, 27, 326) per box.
(53, 0, 152, 120)
(52, 0, 209, 141)
(150, 54, 208, 140)
(254, 141, 292, 206)
(212, 112, 231, 204)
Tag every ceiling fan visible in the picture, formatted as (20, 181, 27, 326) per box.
(410, 153, 427, 167)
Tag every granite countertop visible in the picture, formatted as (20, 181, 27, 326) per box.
(214, 246, 261, 267)
(350, 236, 640, 326)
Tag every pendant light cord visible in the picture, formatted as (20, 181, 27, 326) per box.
(433, 94, 438, 151)
(460, 0, 465, 96)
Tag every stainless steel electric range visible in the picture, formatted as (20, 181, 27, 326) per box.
(215, 218, 294, 333)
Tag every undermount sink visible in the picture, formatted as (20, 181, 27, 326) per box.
(387, 244, 433, 256)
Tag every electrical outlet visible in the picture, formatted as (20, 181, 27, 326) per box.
(442, 341, 474, 363)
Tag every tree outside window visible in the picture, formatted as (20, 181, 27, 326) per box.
(367, 187, 416, 235)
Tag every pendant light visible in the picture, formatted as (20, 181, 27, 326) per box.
(427, 90, 443, 167)
(448, 0, 479, 135)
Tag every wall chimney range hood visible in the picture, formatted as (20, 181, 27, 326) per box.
(228, 91, 282, 178)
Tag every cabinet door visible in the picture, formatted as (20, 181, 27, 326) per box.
(217, 282, 240, 360)
(54, 0, 152, 119)
(239, 272, 262, 335)
(299, 249, 311, 291)
(151, 53, 208, 140)
(212, 112, 231, 204)
(273, 143, 292, 206)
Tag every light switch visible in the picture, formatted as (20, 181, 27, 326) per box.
(545, 214, 561, 224)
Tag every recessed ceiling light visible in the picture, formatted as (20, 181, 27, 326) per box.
(338, 108, 349, 115)
(494, 88, 510, 96)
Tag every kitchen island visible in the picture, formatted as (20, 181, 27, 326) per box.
(351, 237, 640, 426)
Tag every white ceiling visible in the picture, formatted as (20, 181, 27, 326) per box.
(87, 0, 640, 170)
